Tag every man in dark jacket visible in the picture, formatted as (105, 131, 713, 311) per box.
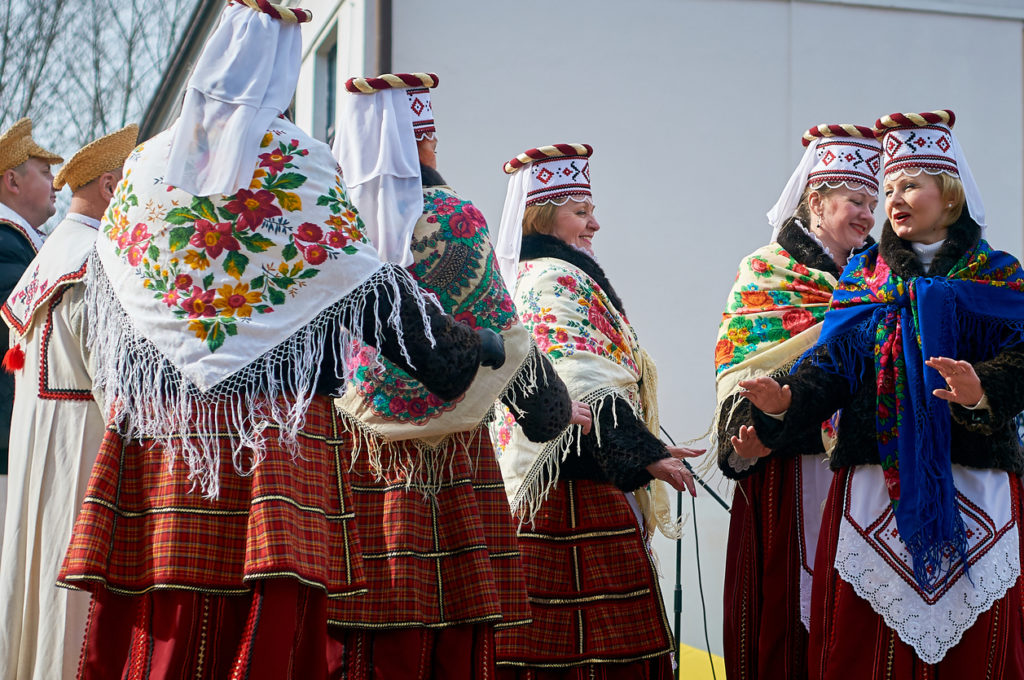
(0, 117, 62, 548)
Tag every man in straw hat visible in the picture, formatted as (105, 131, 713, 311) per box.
(328, 73, 589, 678)
(0, 117, 62, 562)
(55, 1, 501, 677)
(0, 123, 137, 680)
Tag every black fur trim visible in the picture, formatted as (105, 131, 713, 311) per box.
(519, 233, 626, 315)
(879, 212, 981, 278)
(420, 163, 447, 188)
(776, 217, 841, 278)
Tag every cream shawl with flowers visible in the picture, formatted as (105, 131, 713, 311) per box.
(493, 256, 676, 538)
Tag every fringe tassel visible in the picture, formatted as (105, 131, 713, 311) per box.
(2, 344, 25, 373)
(509, 386, 636, 529)
(337, 341, 549, 497)
(84, 254, 439, 499)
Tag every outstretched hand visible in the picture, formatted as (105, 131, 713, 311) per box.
(647, 456, 697, 497)
(738, 376, 792, 415)
(925, 356, 984, 406)
(730, 425, 771, 459)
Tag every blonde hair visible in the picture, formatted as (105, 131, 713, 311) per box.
(934, 172, 966, 225)
(522, 202, 558, 236)
(793, 183, 839, 225)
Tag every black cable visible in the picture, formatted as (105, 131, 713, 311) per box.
(660, 426, 721, 680)
(660, 426, 730, 512)
(690, 486, 718, 680)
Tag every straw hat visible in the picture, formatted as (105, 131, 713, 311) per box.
(53, 124, 139, 191)
(0, 118, 63, 174)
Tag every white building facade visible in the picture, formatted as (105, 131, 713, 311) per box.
(145, 0, 1024, 661)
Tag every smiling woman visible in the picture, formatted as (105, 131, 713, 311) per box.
(714, 121, 881, 680)
(739, 110, 1024, 679)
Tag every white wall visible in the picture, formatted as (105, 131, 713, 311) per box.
(297, 0, 1024, 658)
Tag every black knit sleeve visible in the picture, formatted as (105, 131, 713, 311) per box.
(561, 399, 668, 493)
(751, 346, 862, 451)
(950, 342, 1024, 435)
(717, 373, 827, 481)
(500, 349, 572, 442)
(315, 265, 482, 400)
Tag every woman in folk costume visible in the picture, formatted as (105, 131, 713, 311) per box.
(0, 124, 137, 680)
(326, 73, 590, 679)
(715, 123, 880, 680)
(491, 144, 703, 679)
(741, 110, 1024, 678)
(56, 4, 504, 678)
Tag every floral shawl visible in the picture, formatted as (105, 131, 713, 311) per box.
(86, 118, 433, 498)
(714, 242, 838, 472)
(335, 186, 538, 480)
(805, 239, 1024, 588)
(494, 256, 675, 537)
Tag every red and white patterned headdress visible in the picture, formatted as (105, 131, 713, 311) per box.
(873, 109, 985, 229)
(767, 123, 881, 241)
(345, 73, 439, 140)
(503, 143, 594, 207)
(334, 73, 439, 266)
(496, 143, 594, 288)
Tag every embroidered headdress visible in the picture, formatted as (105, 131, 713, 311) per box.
(84, 1, 434, 499)
(767, 123, 880, 242)
(495, 143, 593, 288)
(334, 73, 438, 266)
(53, 124, 138, 191)
(163, 0, 311, 197)
(0, 118, 62, 174)
(873, 109, 985, 229)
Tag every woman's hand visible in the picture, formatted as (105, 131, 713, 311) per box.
(647, 456, 697, 497)
(730, 425, 771, 459)
(738, 376, 792, 415)
(570, 400, 592, 434)
(925, 356, 985, 406)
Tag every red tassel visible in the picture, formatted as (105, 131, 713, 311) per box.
(3, 344, 25, 373)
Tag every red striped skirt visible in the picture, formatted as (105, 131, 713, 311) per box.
(809, 467, 1024, 679)
(494, 479, 673, 673)
(723, 456, 809, 680)
(326, 426, 531, 629)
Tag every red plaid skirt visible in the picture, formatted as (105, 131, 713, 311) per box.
(326, 426, 531, 629)
(723, 456, 808, 680)
(494, 479, 673, 671)
(809, 467, 1024, 679)
(59, 394, 364, 598)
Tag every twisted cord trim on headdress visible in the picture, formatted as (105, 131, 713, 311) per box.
(345, 73, 439, 94)
(802, 123, 875, 147)
(235, 0, 312, 23)
(874, 109, 955, 134)
(503, 143, 593, 174)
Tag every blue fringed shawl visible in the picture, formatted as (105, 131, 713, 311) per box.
(799, 239, 1024, 588)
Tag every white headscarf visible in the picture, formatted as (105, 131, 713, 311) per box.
(164, 3, 302, 197)
(766, 139, 821, 244)
(495, 168, 532, 290)
(333, 89, 422, 267)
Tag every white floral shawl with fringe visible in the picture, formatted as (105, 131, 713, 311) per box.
(493, 256, 677, 538)
(88, 118, 434, 498)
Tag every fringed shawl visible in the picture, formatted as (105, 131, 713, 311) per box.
(88, 119, 436, 498)
(334, 186, 542, 486)
(713, 225, 838, 473)
(494, 248, 676, 538)
(802, 237, 1024, 588)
